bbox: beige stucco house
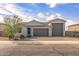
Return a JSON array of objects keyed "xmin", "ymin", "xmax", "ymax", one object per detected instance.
[
  {"xmin": 68, "ymin": 24, "xmax": 79, "ymax": 31},
  {"xmin": 22, "ymin": 18, "xmax": 66, "ymax": 37}
]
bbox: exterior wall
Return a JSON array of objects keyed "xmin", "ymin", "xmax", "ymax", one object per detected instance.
[
  {"xmin": 48, "ymin": 23, "xmax": 52, "ymax": 36},
  {"xmin": 22, "ymin": 26, "xmax": 27, "ymax": 37},
  {"xmin": 63, "ymin": 23, "xmax": 65, "ymax": 36},
  {"xmin": 31, "ymin": 27, "xmax": 33, "ymax": 37},
  {"xmin": 68, "ymin": 25, "xmax": 79, "ymax": 31}
]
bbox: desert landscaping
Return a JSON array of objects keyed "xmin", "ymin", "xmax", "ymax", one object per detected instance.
[{"xmin": 0, "ymin": 37, "xmax": 79, "ymax": 56}]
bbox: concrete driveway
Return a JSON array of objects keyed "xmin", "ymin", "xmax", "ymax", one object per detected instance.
[{"xmin": 0, "ymin": 40, "xmax": 79, "ymax": 56}]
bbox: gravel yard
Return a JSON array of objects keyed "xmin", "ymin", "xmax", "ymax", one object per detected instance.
[
  {"xmin": 0, "ymin": 43, "xmax": 79, "ymax": 56},
  {"xmin": 0, "ymin": 37, "xmax": 79, "ymax": 56},
  {"xmin": 0, "ymin": 37, "xmax": 79, "ymax": 41}
]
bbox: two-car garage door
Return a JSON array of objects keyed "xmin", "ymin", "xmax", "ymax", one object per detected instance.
[{"xmin": 33, "ymin": 28, "xmax": 49, "ymax": 36}]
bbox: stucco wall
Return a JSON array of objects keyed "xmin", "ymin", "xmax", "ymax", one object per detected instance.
[
  {"xmin": 68, "ymin": 25, "xmax": 79, "ymax": 31},
  {"xmin": 22, "ymin": 26, "xmax": 27, "ymax": 37}
]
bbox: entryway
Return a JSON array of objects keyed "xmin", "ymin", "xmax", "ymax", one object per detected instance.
[{"xmin": 27, "ymin": 28, "xmax": 31, "ymax": 37}]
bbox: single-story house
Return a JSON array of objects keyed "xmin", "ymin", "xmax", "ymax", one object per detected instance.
[
  {"xmin": 22, "ymin": 18, "xmax": 66, "ymax": 37},
  {"xmin": 65, "ymin": 24, "xmax": 79, "ymax": 37},
  {"xmin": 68, "ymin": 24, "xmax": 79, "ymax": 31}
]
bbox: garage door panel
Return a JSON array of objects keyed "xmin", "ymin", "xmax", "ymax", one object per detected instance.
[{"xmin": 33, "ymin": 28, "xmax": 49, "ymax": 36}]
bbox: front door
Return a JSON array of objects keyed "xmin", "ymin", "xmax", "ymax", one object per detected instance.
[{"xmin": 27, "ymin": 28, "xmax": 31, "ymax": 37}]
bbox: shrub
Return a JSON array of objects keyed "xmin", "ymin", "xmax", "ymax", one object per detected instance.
[{"xmin": 20, "ymin": 34, "xmax": 25, "ymax": 40}]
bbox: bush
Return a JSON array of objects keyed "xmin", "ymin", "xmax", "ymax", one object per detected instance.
[
  {"xmin": 13, "ymin": 38, "xmax": 18, "ymax": 40},
  {"xmin": 20, "ymin": 34, "xmax": 25, "ymax": 40},
  {"xmin": 8, "ymin": 35, "xmax": 14, "ymax": 40}
]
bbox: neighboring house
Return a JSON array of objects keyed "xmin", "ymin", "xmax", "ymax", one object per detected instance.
[
  {"xmin": 68, "ymin": 24, "xmax": 79, "ymax": 31},
  {"xmin": 22, "ymin": 18, "xmax": 66, "ymax": 37},
  {"xmin": 0, "ymin": 23, "xmax": 5, "ymax": 37},
  {"xmin": 65, "ymin": 24, "xmax": 79, "ymax": 37}
]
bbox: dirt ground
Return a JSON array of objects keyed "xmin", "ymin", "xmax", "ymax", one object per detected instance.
[
  {"xmin": 0, "ymin": 44, "xmax": 79, "ymax": 56},
  {"xmin": 0, "ymin": 37, "xmax": 79, "ymax": 41},
  {"xmin": 0, "ymin": 37, "xmax": 79, "ymax": 56}
]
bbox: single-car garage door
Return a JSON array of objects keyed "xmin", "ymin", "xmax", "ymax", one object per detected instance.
[
  {"xmin": 33, "ymin": 28, "xmax": 49, "ymax": 36},
  {"xmin": 52, "ymin": 23, "xmax": 64, "ymax": 36}
]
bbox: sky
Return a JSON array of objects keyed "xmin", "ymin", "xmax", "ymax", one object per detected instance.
[{"xmin": 0, "ymin": 3, "xmax": 79, "ymax": 27}]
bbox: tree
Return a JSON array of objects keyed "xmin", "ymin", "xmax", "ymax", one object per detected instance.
[{"xmin": 3, "ymin": 15, "xmax": 22, "ymax": 39}]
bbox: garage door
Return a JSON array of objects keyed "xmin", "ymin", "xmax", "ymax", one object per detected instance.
[
  {"xmin": 33, "ymin": 28, "xmax": 49, "ymax": 36},
  {"xmin": 52, "ymin": 23, "xmax": 63, "ymax": 36}
]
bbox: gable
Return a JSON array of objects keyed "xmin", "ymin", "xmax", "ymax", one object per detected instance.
[
  {"xmin": 23, "ymin": 20, "xmax": 46, "ymax": 26},
  {"xmin": 48, "ymin": 18, "xmax": 66, "ymax": 24}
]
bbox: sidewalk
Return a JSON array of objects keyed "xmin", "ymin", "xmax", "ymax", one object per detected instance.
[{"xmin": 0, "ymin": 41, "xmax": 79, "ymax": 45}]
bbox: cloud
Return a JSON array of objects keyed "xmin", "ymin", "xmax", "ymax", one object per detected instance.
[
  {"xmin": 55, "ymin": 13, "xmax": 61, "ymax": 17},
  {"xmin": 46, "ymin": 3, "xmax": 57, "ymax": 8},
  {"xmin": 0, "ymin": 4, "xmax": 12, "ymax": 15},
  {"xmin": 65, "ymin": 20, "xmax": 78, "ymax": 30},
  {"xmin": 0, "ymin": 8, "xmax": 12, "ymax": 15},
  {"xmin": 46, "ymin": 13, "xmax": 64, "ymax": 21},
  {"xmin": 46, "ymin": 14, "xmax": 55, "ymax": 20},
  {"xmin": 0, "ymin": 3, "xmax": 35, "ymax": 22},
  {"xmin": 0, "ymin": 3, "xmax": 78, "ymax": 29},
  {"xmin": 37, "ymin": 12, "xmax": 47, "ymax": 18},
  {"xmin": 66, "ymin": 20, "xmax": 77, "ymax": 26},
  {"xmin": 36, "ymin": 12, "xmax": 62, "ymax": 21},
  {"xmin": 46, "ymin": 13, "xmax": 78, "ymax": 27}
]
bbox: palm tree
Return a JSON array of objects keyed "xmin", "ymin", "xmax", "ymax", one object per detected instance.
[{"xmin": 3, "ymin": 15, "xmax": 22, "ymax": 39}]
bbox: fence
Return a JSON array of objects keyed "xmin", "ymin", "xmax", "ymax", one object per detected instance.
[
  {"xmin": 0, "ymin": 31, "xmax": 7, "ymax": 37},
  {"xmin": 65, "ymin": 31, "xmax": 79, "ymax": 37}
]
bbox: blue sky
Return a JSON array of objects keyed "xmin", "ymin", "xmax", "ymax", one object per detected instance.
[
  {"xmin": 0, "ymin": 3, "xmax": 79, "ymax": 26},
  {"xmin": 15, "ymin": 3, "xmax": 79, "ymax": 21}
]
